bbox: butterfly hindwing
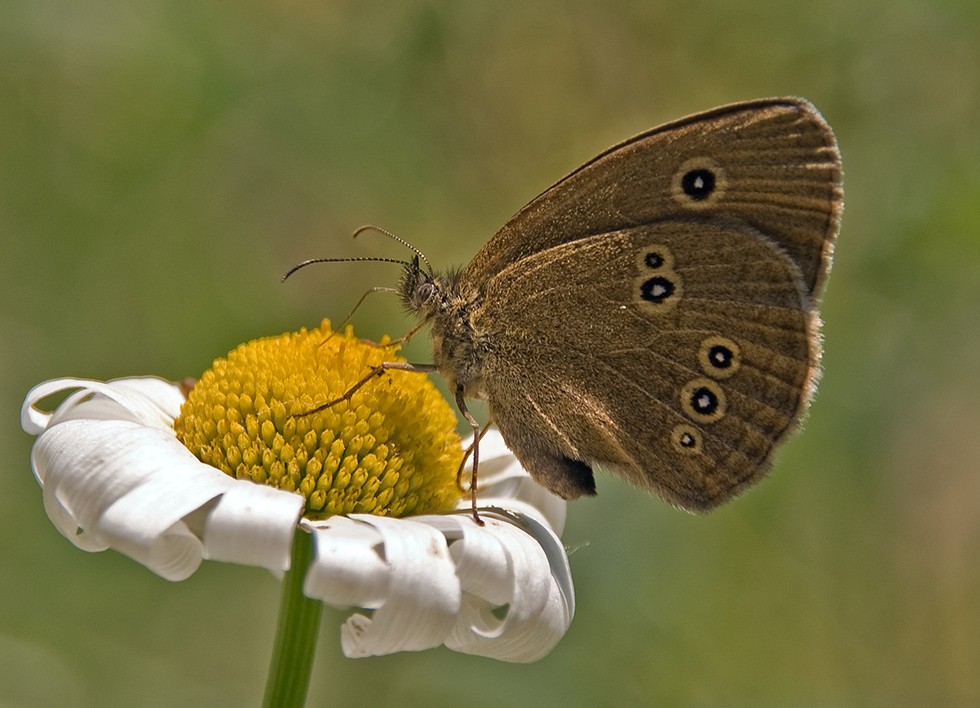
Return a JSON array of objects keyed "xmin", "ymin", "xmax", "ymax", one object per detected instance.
[{"xmin": 472, "ymin": 221, "xmax": 814, "ymax": 510}]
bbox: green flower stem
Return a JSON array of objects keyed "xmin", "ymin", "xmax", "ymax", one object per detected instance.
[{"xmin": 262, "ymin": 527, "xmax": 323, "ymax": 708}]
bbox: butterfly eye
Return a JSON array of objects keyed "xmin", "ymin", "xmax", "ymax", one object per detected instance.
[{"xmin": 417, "ymin": 282, "xmax": 437, "ymax": 303}]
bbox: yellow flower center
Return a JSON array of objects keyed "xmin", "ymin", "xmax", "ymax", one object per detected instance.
[{"xmin": 174, "ymin": 320, "xmax": 463, "ymax": 518}]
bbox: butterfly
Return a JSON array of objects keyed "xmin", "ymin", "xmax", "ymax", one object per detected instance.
[{"xmin": 293, "ymin": 98, "xmax": 843, "ymax": 515}]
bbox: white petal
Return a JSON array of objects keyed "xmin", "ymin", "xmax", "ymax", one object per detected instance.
[
  {"xmin": 22, "ymin": 376, "xmax": 184, "ymax": 435},
  {"xmin": 422, "ymin": 511, "xmax": 574, "ymax": 663},
  {"xmin": 23, "ymin": 378, "xmax": 304, "ymax": 581},
  {"xmin": 300, "ymin": 516, "xmax": 391, "ymax": 607},
  {"xmin": 303, "ymin": 516, "xmax": 462, "ymax": 657},
  {"xmin": 199, "ymin": 483, "xmax": 305, "ymax": 572}
]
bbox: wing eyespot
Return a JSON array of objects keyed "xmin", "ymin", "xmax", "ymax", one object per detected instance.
[
  {"xmin": 671, "ymin": 157, "xmax": 727, "ymax": 209},
  {"xmin": 698, "ymin": 335, "xmax": 742, "ymax": 379},
  {"xmin": 680, "ymin": 378, "xmax": 727, "ymax": 424},
  {"xmin": 671, "ymin": 423, "xmax": 703, "ymax": 455},
  {"xmin": 636, "ymin": 245, "xmax": 675, "ymax": 271},
  {"xmin": 640, "ymin": 275, "xmax": 675, "ymax": 303},
  {"xmin": 634, "ymin": 272, "xmax": 683, "ymax": 314}
]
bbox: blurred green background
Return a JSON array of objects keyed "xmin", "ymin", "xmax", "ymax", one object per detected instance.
[{"xmin": 3, "ymin": 1, "xmax": 979, "ymax": 706}]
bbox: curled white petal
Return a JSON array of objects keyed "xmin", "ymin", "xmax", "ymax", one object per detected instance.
[
  {"xmin": 422, "ymin": 511, "xmax": 574, "ymax": 662},
  {"xmin": 304, "ymin": 516, "xmax": 462, "ymax": 657},
  {"xmin": 22, "ymin": 376, "xmax": 185, "ymax": 435},
  {"xmin": 22, "ymin": 378, "xmax": 304, "ymax": 581}
]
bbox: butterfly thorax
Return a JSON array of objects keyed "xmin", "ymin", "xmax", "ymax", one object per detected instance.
[{"xmin": 399, "ymin": 258, "xmax": 489, "ymax": 399}]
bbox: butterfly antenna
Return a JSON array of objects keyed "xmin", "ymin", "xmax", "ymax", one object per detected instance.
[
  {"xmin": 281, "ymin": 256, "xmax": 412, "ymax": 282},
  {"xmin": 352, "ymin": 224, "xmax": 433, "ymax": 274}
]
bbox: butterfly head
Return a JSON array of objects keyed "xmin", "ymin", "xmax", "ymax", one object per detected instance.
[{"xmin": 399, "ymin": 255, "xmax": 443, "ymax": 318}]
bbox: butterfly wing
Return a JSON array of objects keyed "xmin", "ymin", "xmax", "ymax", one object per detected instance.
[
  {"xmin": 464, "ymin": 98, "xmax": 842, "ymax": 300},
  {"xmin": 472, "ymin": 221, "xmax": 815, "ymax": 510},
  {"xmin": 462, "ymin": 99, "xmax": 842, "ymax": 510}
]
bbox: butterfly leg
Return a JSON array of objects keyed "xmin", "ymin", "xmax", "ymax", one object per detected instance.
[
  {"xmin": 316, "ymin": 286, "xmax": 400, "ymax": 349},
  {"xmin": 296, "ymin": 361, "xmax": 437, "ymax": 417},
  {"xmin": 457, "ymin": 413, "xmax": 494, "ymax": 492},
  {"xmin": 294, "ymin": 362, "xmax": 488, "ymax": 524},
  {"xmin": 455, "ymin": 388, "xmax": 485, "ymax": 526},
  {"xmin": 364, "ymin": 317, "xmax": 428, "ymax": 348}
]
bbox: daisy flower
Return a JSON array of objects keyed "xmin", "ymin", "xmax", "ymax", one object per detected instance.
[{"xmin": 21, "ymin": 321, "xmax": 574, "ymax": 706}]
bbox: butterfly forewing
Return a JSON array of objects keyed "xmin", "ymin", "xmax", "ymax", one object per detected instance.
[{"xmin": 464, "ymin": 98, "xmax": 842, "ymax": 299}]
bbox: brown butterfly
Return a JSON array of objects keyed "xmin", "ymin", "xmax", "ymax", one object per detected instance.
[{"xmin": 293, "ymin": 98, "xmax": 843, "ymax": 515}]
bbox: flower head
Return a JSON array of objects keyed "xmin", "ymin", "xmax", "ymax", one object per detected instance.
[
  {"xmin": 173, "ymin": 321, "xmax": 463, "ymax": 518},
  {"xmin": 20, "ymin": 322, "xmax": 573, "ymax": 662}
]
